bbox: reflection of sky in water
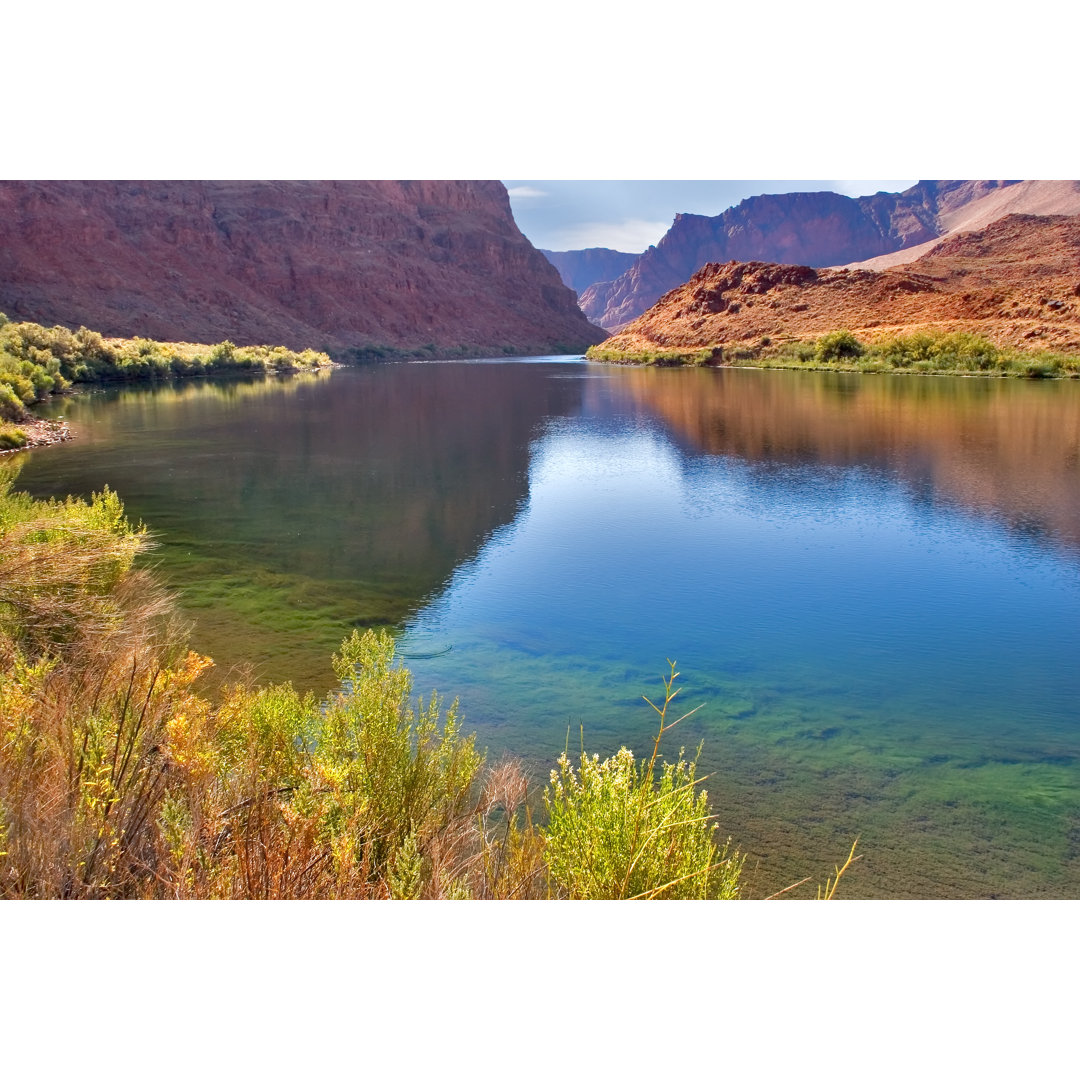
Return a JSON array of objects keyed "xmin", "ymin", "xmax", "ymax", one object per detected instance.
[
  {"xmin": 405, "ymin": 399, "xmax": 1080, "ymax": 749},
  {"xmin": 402, "ymin": 380, "xmax": 1080, "ymax": 895}
]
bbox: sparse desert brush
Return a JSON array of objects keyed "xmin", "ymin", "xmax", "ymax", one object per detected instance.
[
  {"xmin": 0, "ymin": 462, "xmax": 487, "ymax": 898},
  {"xmin": 0, "ymin": 462, "xmax": 187, "ymax": 897},
  {"xmin": 543, "ymin": 662, "xmax": 744, "ymax": 900}
]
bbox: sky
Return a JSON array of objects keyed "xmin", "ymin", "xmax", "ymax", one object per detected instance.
[{"xmin": 504, "ymin": 180, "xmax": 920, "ymax": 252}]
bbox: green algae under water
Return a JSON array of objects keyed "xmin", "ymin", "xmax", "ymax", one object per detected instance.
[{"xmin": 18, "ymin": 360, "xmax": 1080, "ymax": 898}]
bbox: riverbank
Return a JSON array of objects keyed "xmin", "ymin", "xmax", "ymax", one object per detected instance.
[
  {"xmin": 0, "ymin": 415, "xmax": 73, "ymax": 453},
  {"xmin": 1, "ymin": 313, "xmax": 334, "ymax": 452},
  {"xmin": 587, "ymin": 329, "xmax": 1080, "ymax": 379}
]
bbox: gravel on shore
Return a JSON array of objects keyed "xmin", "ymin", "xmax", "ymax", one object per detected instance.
[{"xmin": 0, "ymin": 417, "xmax": 74, "ymax": 455}]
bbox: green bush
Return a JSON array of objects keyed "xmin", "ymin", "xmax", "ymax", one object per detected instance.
[
  {"xmin": 586, "ymin": 346, "xmax": 719, "ymax": 367},
  {"xmin": 815, "ymin": 330, "xmax": 864, "ymax": 362},
  {"xmin": 543, "ymin": 662, "xmax": 743, "ymax": 899},
  {"xmin": 0, "ymin": 385, "xmax": 25, "ymax": 422},
  {"xmin": 209, "ymin": 341, "xmax": 237, "ymax": 368},
  {"xmin": 318, "ymin": 629, "xmax": 484, "ymax": 879},
  {"xmin": 0, "ymin": 425, "xmax": 27, "ymax": 450},
  {"xmin": 876, "ymin": 331, "xmax": 999, "ymax": 371},
  {"xmin": 0, "ymin": 318, "xmax": 332, "ymax": 401},
  {"xmin": 0, "ymin": 371, "xmax": 36, "ymax": 405}
]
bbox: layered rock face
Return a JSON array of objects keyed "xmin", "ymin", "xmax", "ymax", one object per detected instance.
[
  {"xmin": 845, "ymin": 180, "xmax": 1080, "ymax": 270},
  {"xmin": 539, "ymin": 247, "xmax": 640, "ymax": 296},
  {"xmin": 0, "ymin": 180, "xmax": 606, "ymax": 354},
  {"xmin": 597, "ymin": 214, "xmax": 1080, "ymax": 355},
  {"xmin": 580, "ymin": 181, "xmax": 1021, "ymax": 330}
]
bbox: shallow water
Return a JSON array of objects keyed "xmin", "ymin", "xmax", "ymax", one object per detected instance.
[{"xmin": 18, "ymin": 360, "xmax": 1080, "ymax": 897}]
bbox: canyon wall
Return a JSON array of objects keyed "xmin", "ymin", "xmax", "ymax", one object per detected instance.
[
  {"xmin": 0, "ymin": 180, "xmax": 606, "ymax": 355},
  {"xmin": 539, "ymin": 247, "xmax": 640, "ymax": 295},
  {"xmin": 580, "ymin": 181, "xmax": 1021, "ymax": 330}
]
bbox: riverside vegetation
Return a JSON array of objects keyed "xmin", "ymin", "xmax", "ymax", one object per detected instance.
[
  {"xmin": 0, "ymin": 312, "xmax": 331, "ymax": 449},
  {"xmin": 587, "ymin": 329, "xmax": 1080, "ymax": 379},
  {"xmin": 0, "ymin": 462, "xmax": 861, "ymax": 899}
]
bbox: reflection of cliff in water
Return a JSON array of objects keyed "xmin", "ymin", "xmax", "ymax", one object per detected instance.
[
  {"xmin": 603, "ymin": 366, "xmax": 1080, "ymax": 555},
  {"xmin": 17, "ymin": 363, "xmax": 585, "ymax": 686},
  {"xmin": 273, "ymin": 362, "xmax": 584, "ymax": 595}
]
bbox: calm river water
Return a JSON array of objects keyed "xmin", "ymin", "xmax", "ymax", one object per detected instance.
[{"xmin": 18, "ymin": 359, "xmax": 1080, "ymax": 898}]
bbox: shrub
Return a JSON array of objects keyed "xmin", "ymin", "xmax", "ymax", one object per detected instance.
[
  {"xmin": 789, "ymin": 341, "xmax": 816, "ymax": 363},
  {"xmin": 876, "ymin": 331, "xmax": 999, "ymax": 371},
  {"xmin": 0, "ymin": 319, "xmax": 332, "ymax": 397},
  {"xmin": 156, "ymin": 628, "xmax": 485, "ymax": 899},
  {"xmin": 543, "ymin": 662, "xmax": 743, "ymax": 899},
  {"xmin": 318, "ymin": 630, "xmax": 484, "ymax": 881},
  {"xmin": 815, "ymin": 330, "xmax": 864, "ymax": 362},
  {"xmin": 932, "ymin": 331, "xmax": 999, "ymax": 370},
  {"xmin": 208, "ymin": 340, "xmax": 237, "ymax": 367},
  {"xmin": 876, "ymin": 332, "xmax": 934, "ymax": 367},
  {"xmin": 0, "ymin": 425, "xmax": 27, "ymax": 450},
  {"xmin": 0, "ymin": 459, "xmax": 485, "ymax": 899},
  {"xmin": 0, "ymin": 385, "xmax": 25, "ymax": 422},
  {"xmin": 1019, "ymin": 359, "xmax": 1053, "ymax": 379},
  {"xmin": 0, "ymin": 371, "xmax": 37, "ymax": 405}
]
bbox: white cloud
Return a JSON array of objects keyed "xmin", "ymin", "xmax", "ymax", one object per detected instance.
[
  {"xmin": 545, "ymin": 219, "xmax": 670, "ymax": 253},
  {"xmin": 506, "ymin": 186, "xmax": 549, "ymax": 199}
]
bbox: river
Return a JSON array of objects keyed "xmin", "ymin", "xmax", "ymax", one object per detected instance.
[{"xmin": 17, "ymin": 358, "xmax": 1080, "ymax": 897}]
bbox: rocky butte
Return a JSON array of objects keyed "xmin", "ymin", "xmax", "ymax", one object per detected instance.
[
  {"xmin": 0, "ymin": 180, "xmax": 606, "ymax": 356},
  {"xmin": 594, "ymin": 214, "xmax": 1080, "ymax": 356},
  {"xmin": 581, "ymin": 181, "xmax": 1080, "ymax": 331}
]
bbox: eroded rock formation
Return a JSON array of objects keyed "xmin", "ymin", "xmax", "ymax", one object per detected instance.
[
  {"xmin": 0, "ymin": 180, "xmax": 607, "ymax": 355},
  {"xmin": 596, "ymin": 214, "xmax": 1080, "ymax": 355},
  {"xmin": 581, "ymin": 181, "xmax": 1028, "ymax": 330}
]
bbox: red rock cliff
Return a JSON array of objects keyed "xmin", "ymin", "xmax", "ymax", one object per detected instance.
[
  {"xmin": 0, "ymin": 180, "xmax": 606, "ymax": 354},
  {"xmin": 595, "ymin": 214, "xmax": 1080, "ymax": 355},
  {"xmin": 580, "ymin": 181, "xmax": 1019, "ymax": 330}
]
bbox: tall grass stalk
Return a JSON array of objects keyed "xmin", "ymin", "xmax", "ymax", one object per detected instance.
[
  {"xmin": 543, "ymin": 662, "xmax": 744, "ymax": 899},
  {"xmin": 817, "ymin": 837, "xmax": 861, "ymax": 899}
]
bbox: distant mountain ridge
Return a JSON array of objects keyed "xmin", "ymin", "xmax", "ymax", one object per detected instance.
[
  {"xmin": 539, "ymin": 247, "xmax": 640, "ymax": 296},
  {"xmin": 0, "ymin": 180, "xmax": 607, "ymax": 356},
  {"xmin": 843, "ymin": 180, "xmax": 1080, "ymax": 270},
  {"xmin": 581, "ymin": 181, "xmax": 1029, "ymax": 330}
]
